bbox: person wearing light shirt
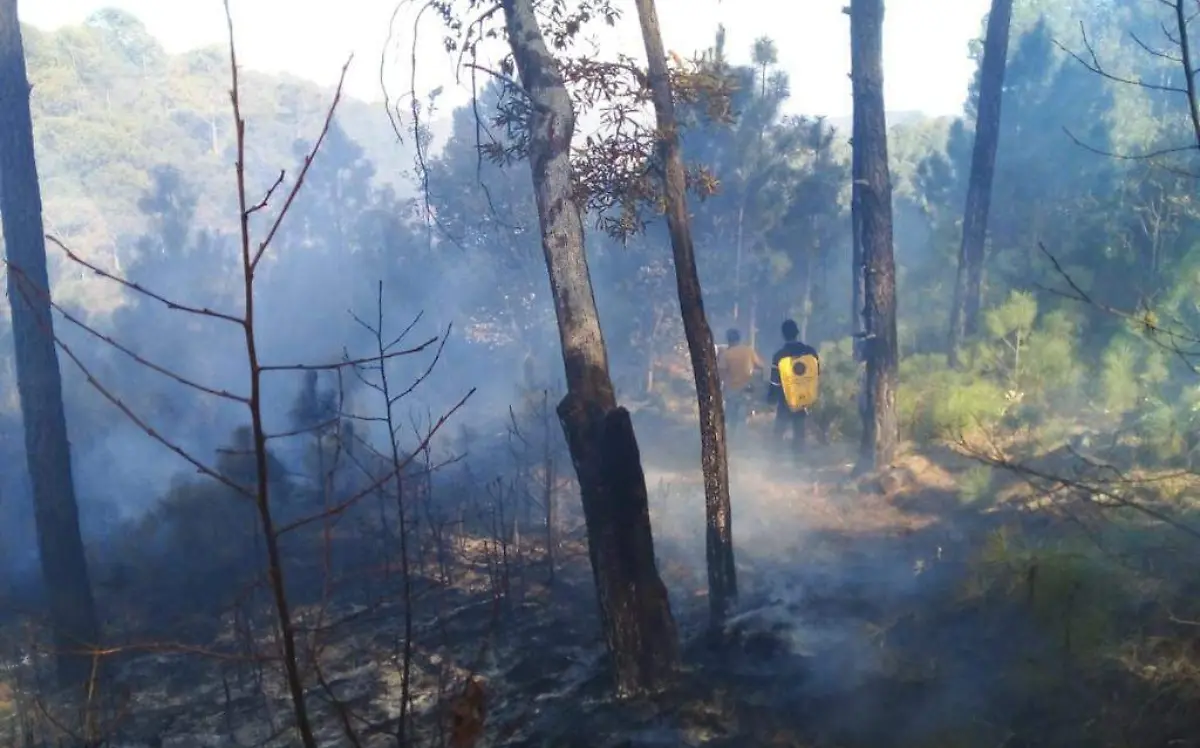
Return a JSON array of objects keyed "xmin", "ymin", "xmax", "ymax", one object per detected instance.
[{"xmin": 717, "ymin": 328, "xmax": 764, "ymax": 434}]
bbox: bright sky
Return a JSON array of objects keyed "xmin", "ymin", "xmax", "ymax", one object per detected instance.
[{"xmin": 22, "ymin": 0, "xmax": 990, "ymax": 119}]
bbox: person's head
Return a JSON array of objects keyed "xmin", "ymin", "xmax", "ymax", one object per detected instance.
[
  {"xmin": 781, "ymin": 319, "xmax": 799, "ymax": 342},
  {"xmin": 726, "ymin": 328, "xmax": 741, "ymax": 346}
]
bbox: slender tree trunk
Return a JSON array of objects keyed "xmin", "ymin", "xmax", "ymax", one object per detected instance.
[
  {"xmin": 847, "ymin": 35, "xmax": 866, "ymax": 350},
  {"xmin": 635, "ymin": 0, "xmax": 738, "ymax": 626},
  {"xmin": 849, "ymin": 0, "xmax": 899, "ymax": 473},
  {"xmin": 543, "ymin": 389, "xmax": 557, "ymax": 586},
  {"xmin": 748, "ymin": 292, "xmax": 758, "ymax": 350},
  {"xmin": 799, "ymin": 247, "xmax": 814, "ymax": 340},
  {"xmin": 948, "ymin": 0, "xmax": 1014, "ymax": 365},
  {"xmin": 733, "ymin": 203, "xmax": 744, "ymax": 323},
  {"xmin": 501, "ymin": 0, "xmax": 679, "ymax": 695},
  {"xmin": 850, "ymin": 164, "xmax": 865, "ymax": 347},
  {"xmin": 0, "ymin": 0, "xmax": 100, "ymax": 688}
]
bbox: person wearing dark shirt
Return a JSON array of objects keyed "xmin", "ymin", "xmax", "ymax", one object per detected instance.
[{"xmin": 766, "ymin": 319, "xmax": 819, "ymax": 462}]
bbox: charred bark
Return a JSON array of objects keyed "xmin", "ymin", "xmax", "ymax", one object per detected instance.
[
  {"xmin": 849, "ymin": 89, "xmax": 866, "ymax": 349},
  {"xmin": 500, "ymin": 0, "xmax": 679, "ymax": 695},
  {"xmin": 0, "ymin": 0, "xmax": 100, "ymax": 688},
  {"xmin": 846, "ymin": 3, "xmax": 867, "ymax": 368},
  {"xmin": 849, "ymin": 0, "xmax": 899, "ymax": 472},
  {"xmin": 948, "ymin": 0, "xmax": 1014, "ymax": 364},
  {"xmin": 635, "ymin": 0, "xmax": 737, "ymax": 626}
]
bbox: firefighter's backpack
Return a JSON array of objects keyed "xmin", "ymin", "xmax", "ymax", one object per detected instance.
[{"xmin": 778, "ymin": 353, "xmax": 819, "ymax": 411}]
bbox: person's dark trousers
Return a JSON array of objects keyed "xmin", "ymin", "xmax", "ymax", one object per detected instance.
[
  {"xmin": 773, "ymin": 403, "xmax": 808, "ymax": 462},
  {"xmin": 720, "ymin": 396, "xmax": 739, "ymax": 437},
  {"xmin": 725, "ymin": 388, "xmax": 748, "ymax": 436}
]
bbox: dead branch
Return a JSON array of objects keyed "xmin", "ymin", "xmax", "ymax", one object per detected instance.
[
  {"xmin": 249, "ymin": 57, "xmax": 352, "ymax": 271},
  {"xmin": 1034, "ymin": 241, "xmax": 1200, "ymax": 373},
  {"xmin": 1060, "ymin": 1, "xmax": 1200, "ymax": 165},
  {"xmin": 3, "ymin": 262, "xmax": 247, "ymax": 403},
  {"xmin": 43, "ymin": 234, "xmax": 244, "ymax": 325},
  {"xmin": 258, "ymin": 337, "xmax": 438, "ymax": 373},
  {"xmin": 274, "ymin": 390, "xmax": 474, "ymax": 537},
  {"xmin": 4, "ymin": 270, "xmax": 249, "ymax": 496}
]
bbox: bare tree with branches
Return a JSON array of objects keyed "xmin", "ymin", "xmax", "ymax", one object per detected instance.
[
  {"xmin": 3, "ymin": 1, "xmax": 476, "ymax": 742},
  {"xmin": 497, "ymin": 0, "xmax": 680, "ymax": 695},
  {"xmin": 403, "ymin": 0, "xmax": 738, "ymax": 695},
  {"xmin": 347, "ymin": 282, "xmax": 465, "ymax": 743}
]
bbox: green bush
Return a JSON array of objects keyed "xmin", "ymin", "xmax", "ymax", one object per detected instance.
[
  {"xmin": 810, "ymin": 337, "xmax": 862, "ymax": 443},
  {"xmin": 1132, "ymin": 387, "xmax": 1200, "ymax": 465},
  {"xmin": 891, "ymin": 292, "xmax": 1098, "ymax": 443},
  {"xmin": 1019, "ymin": 309, "xmax": 1083, "ymax": 396},
  {"xmin": 971, "ymin": 527, "xmax": 1136, "ymax": 662},
  {"xmin": 898, "ymin": 353, "xmax": 1009, "ymax": 441},
  {"xmin": 956, "ymin": 464, "xmax": 994, "ymax": 506},
  {"xmin": 969, "ymin": 291, "xmax": 1082, "ymax": 404},
  {"xmin": 1099, "ymin": 338, "xmax": 1142, "ymax": 414},
  {"xmin": 808, "ymin": 291, "xmax": 1192, "ymax": 461}
]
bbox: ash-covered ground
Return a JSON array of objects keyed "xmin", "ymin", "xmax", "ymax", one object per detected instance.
[{"xmin": 2, "ymin": 423, "xmax": 1199, "ymax": 748}]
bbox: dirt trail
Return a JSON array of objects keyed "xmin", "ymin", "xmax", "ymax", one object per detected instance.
[{"xmin": 487, "ymin": 424, "xmax": 1015, "ymax": 747}]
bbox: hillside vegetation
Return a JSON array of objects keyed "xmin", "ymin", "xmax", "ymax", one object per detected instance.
[{"xmin": 9, "ymin": 8, "xmax": 412, "ymax": 319}]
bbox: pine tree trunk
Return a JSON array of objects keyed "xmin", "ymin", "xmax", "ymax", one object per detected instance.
[
  {"xmin": 849, "ymin": 62, "xmax": 866, "ymax": 348},
  {"xmin": 501, "ymin": 0, "xmax": 679, "ymax": 695},
  {"xmin": 849, "ymin": 0, "xmax": 900, "ymax": 473},
  {"xmin": 948, "ymin": 0, "xmax": 1014, "ymax": 365},
  {"xmin": 0, "ymin": 0, "xmax": 101, "ymax": 688},
  {"xmin": 635, "ymin": 0, "xmax": 737, "ymax": 627}
]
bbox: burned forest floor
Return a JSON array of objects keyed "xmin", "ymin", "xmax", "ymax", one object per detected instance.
[{"xmin": 5, "ymin": 417, "xmax": 1200, "ymax": 748}]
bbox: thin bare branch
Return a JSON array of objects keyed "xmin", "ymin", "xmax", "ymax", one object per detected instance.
[
  {"xmin": 1055, "ymin": 24, "xmax": 1187, "ymax": 95},
  {"xmin": 5, "ymin": 261, "xmax": 248, "ymax": 403},
  {"xmin": 259, "ymin": 337, "xmax": 438, "ymax": 372},
  {"xmin": 248, "ymin": 170, "xmax": 287, "ymax": 215},
  {"xmin": 963, "ymin": 441, "xmax": 1200, "ymax": 542},
  {"xmin": 250, "ymin": 56, "xmax": 354, "ymax": 271},
  {"xmin": 7, "ymin": 273, "xmax": 247, "ymax": 495},
  {"xmin": 43, "ymin": 235, "xmax": 244, "ymax": 325},
  {"xmin": 274, "ymin": 389, "xmax": 474, "ymax": 536}
]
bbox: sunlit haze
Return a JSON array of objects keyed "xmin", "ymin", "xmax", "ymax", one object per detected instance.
[{"xmin": 22, "ymin": 0, "xmax": 990, "ymax": 118}]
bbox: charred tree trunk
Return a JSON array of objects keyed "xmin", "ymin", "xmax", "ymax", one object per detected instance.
[
  {"xmin": 849, "ymin": 0, "xmax": 900, "ymax": 473},
  {"xmin": 635, "ymin": 0, "xmax": 737, "ymax": 626},
  {"xmin": 849, "ymin": 74, "xmax": 866, "ymax": 349},
  {"xmin": 0, "ymin": 0, "xmax": 100, "ymax": 688},
  {"xmin": 948, "ymin": 0, "xmax": 1014, "ymax": 365},
  {"xmin": 501, "ymin": 0, "xmax": 679, "ymax": 695}
]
